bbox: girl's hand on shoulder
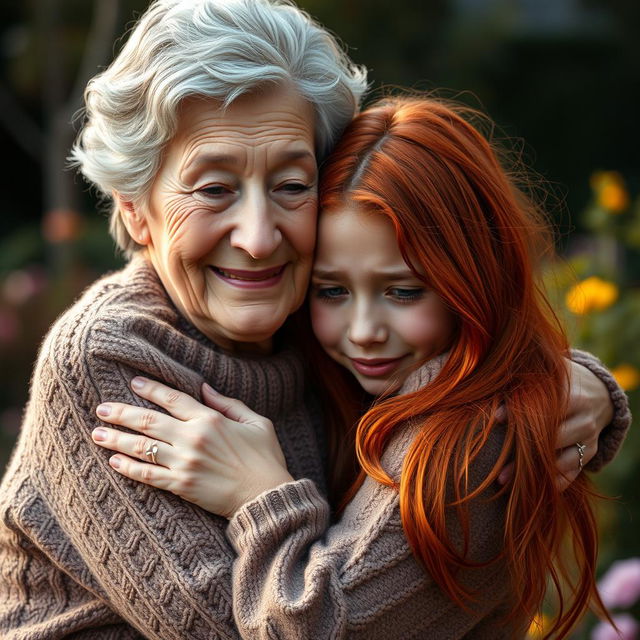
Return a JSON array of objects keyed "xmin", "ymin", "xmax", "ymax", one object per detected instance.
[{"xmin": 92, "ymin": 378, "xmax": 293, "ymax": 518}]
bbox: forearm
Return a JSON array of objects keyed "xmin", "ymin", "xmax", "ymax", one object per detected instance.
[{"xmin": 227, "ymin": 476, "xmax": 512, "ymax": 640}]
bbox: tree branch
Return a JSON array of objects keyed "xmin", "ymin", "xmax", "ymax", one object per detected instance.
[{"xmin": 66, "ymin": 0, "xmax": 120, "ymax": 122}]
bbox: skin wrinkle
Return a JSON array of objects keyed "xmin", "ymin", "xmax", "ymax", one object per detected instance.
[{"xmin": 126, "ymin": 85, "xmax": 317, "ymax": 353}]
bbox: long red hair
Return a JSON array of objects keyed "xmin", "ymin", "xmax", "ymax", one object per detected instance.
[{"xmin": 314, "ymin": 95, "xmax": 606, "ymax": 637}]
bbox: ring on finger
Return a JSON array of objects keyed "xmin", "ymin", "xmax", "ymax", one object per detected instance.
[
  {"xmin": 145, "ymin": 441, "xmax": 159, "ymax": 465},
  {"xmin": 575, "ymin": 441, "xmax": 586, "ymax": 472}
]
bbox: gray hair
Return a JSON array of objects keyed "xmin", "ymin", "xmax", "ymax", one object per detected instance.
[{"xmin": 69, "ymin": 0, "xmax": 368, "ymax": 256}]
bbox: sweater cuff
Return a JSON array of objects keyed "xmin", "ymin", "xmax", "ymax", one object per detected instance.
[
  {"xmin": 570, "ymin": 348, "xmax": 632, "ymax": 472},
  {"xmin": 227, "ymin": 478, "xmax": 329, "ymax": 554}
]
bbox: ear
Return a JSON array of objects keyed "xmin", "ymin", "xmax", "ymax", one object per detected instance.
[{"xmin": 113, "ymin": 191, "xmax": 151, "ymax": 246}]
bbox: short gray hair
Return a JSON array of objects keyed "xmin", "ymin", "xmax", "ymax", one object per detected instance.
[{"xmin": 69, "ymin": 0, "xmax": 368, "ymax": 256}]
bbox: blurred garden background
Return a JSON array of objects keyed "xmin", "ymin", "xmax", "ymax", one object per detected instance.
[{"xmin": 0, "ymin": 0, "xmax": 638, "ymax": 637}]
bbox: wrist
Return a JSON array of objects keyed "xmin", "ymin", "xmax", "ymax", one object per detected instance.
[{"xmin": 231, "ymin": 471, "xmax": 295, "ymax": 518}]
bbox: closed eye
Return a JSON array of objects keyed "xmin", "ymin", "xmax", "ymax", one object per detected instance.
[
  {"xmin": 313, "ymin": 284, "xmax": 349, "ymax": 301},
  {"xmin": 199, "ymin": 185, "xmax": 233, "ymax": 197},
  {"xmin": 388, "ymin": 287, "xmax": 425, "ymax": 303}
]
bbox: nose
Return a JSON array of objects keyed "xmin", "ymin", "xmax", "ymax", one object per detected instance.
[
  {"xmin": 229, "ymin": 188, "xmax": 282, "ymax": 259},
  {"xmin": 348, "ymin": 302, "xmax": 388, "ymax": 347}
]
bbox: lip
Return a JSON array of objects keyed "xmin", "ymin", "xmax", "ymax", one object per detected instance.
[
  {"xmin": 210, "ymin": 264, "xmax": 287, "ymax": 289},
  {"xmin": 349, "ymin": 356, "xmax": 406, "ymax": 377}
]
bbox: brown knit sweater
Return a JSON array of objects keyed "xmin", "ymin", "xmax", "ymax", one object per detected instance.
[
  {"xmin": 227, "ymin": 357, "xmax": 519, "ymax": 639},
  {"xmin": 226, "ymin": 354, "xmax": 631, "ymax": 639},
  {"xmin": 0, "ymin": 256, "xmax": 630, "ymax": 639},
  {"xmin": 0, "ymin": 256, "xmax": 326, "ymax": 639}
]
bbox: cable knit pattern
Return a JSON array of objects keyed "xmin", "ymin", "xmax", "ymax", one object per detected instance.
[
  {"xmin": 0, "ymin": 256, "xmax": 325, "ymax": 640},
  {"xmin": 0, "ymin": 255, "xmax": 629, "ymax": 639},
  {"xmin": 226, "ymin": 351, "xmax": 631, "ymax": 640},
  {"xmin": 569, "ymin": 349, "xmax": 632, "ymax": 471},
  {"xmin": 227, "ymin": 356, "xmax": 524, "ymax": 640}
]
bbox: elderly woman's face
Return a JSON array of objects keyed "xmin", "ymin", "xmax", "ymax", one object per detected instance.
[{"xmin": 135, "ymin": 86, "xmax": 317, "ymax": 352}]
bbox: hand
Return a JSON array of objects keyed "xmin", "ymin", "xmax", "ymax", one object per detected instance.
[
  {"xmin": 92, "ymin": 377, "xmax": 293, "ymax": 518},
  {"xmin": 498, "ymin": 359, "xmax": 615, "ymax": 489}
]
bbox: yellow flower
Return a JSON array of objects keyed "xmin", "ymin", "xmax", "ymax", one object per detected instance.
[
  {"xmin": 565, "ymin": 276, "xmax": 619, "ymax": 315},
  {"xmin": 590, "ymin": 171, "xmax": 629, "ymax": 213},
  {"xmin": 528, "ymin": 613, "xmax": 552, "ymax": 637},
  {"xmin": 611, "ymin": 364, "xmax": 640, "ymax": 391}
]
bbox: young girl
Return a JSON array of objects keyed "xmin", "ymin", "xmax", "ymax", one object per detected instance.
[{"xmin": 93, "ymin": 95, "xmax": 618, "ymax": 638}]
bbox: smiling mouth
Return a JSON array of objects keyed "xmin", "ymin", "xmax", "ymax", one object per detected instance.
[
  {"xmin": 349, "ymin": 356, "xmax": 407, "ymax": 377},
  {"xmin": 211, "ymin": 265, "xmax": 286, "ymax": 281},
  {"xmin": 209, "ymin": 264, "xmax": 288, "ymax": 289}
]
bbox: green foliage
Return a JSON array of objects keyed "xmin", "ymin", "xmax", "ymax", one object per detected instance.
[{"xmin": 543, "ymin": 173, "xmax": 640, "ymax": 638}]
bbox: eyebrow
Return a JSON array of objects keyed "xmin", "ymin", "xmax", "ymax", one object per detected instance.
[{"xmin": 312, "ymin": 269, "xmax": 346, "ymax": 279}]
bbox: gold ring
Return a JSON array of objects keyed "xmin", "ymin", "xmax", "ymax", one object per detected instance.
[
  {"xmin": 145, "ymin": 441, "xmax": 159, "ymax": 465},
  {"xmin": 576, "ymin": 442, "xmax": 586, "ymax": 471}
]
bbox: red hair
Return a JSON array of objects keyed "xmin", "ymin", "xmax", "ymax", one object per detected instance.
[{"xmin": 315, "ymin": 95, "xmax": 606, "ymax": 637}]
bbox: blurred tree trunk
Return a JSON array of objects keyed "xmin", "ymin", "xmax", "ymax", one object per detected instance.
[
  {"xmin": 39, "ymin": 0, "xmax": 120, "ymax": 213},
  {"xmin": 30, "ymin": 0, "xmax": 120, "ymax": 278}
]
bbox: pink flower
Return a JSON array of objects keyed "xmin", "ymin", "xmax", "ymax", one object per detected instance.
[
  {"xmin": 592, "ymin": 614, "xmax": 639, "ymax": 640},
  {"xmin": 3, "ymin": 267, "xmax": 47, "ymax": 306},
  {"xmin": 599, "ymin": 558, "xmax": 640, "ymax": 609}
]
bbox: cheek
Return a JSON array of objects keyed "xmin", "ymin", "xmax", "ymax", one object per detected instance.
[
  {"xmin": 310, "ymin": 301, "xmax": 342, "ymax": 350},
  {"xmin": 284, "ymin": 204, "xmax": 317, "ymax": 258},
  {"xmin": 396, "ymin": 304, "xmax": 454, "ymax": 351},
  {"xmin": 169, "ymin": 215, "xmax": 226, "ymax": 263}
]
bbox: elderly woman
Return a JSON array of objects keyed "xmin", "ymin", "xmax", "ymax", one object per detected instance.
[{"xmin": 0, "ymin": 0, "xmax": 629, "ymax": 638}]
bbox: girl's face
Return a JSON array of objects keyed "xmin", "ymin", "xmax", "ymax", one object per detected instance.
[{"xmin": 310, "ymin": 204, "xmax": 455, "ymax": 396}]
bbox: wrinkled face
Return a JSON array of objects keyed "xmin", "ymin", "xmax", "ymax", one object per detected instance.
[
  {"xmin": 310, "ymin": 204, "xmax": 455, "ymax": 395},
  {"xmin": 132, "ymin": 86, "xmax": 317, "ymax": 353}
]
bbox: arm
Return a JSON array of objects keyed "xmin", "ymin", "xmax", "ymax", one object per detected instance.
[
  {"xmin": 94, "ymin": 381, "xmax": 519, "ymax": 640},
  {"xmin": 227, "ymin": 473, "xmax": 513, "ymax": 640},
  {"xmin": 0, "ymin": 318, "xmax": 241, "ymax": 639},
  {"xmin": 0, "ymin": 521, "xmax": 143, "ymax": 640}
]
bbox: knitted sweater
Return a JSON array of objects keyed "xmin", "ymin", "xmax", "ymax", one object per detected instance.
[
  {"xmin": 0, "ymin": 256, "xmax": 326, "ymax": 639},
  {"xmin": 0, "ymin": 256, "xmax": 631, "ymax": 639},
  {"xmin": 225, "ymin": 354, "xmax": 631, "ymax": 639}
]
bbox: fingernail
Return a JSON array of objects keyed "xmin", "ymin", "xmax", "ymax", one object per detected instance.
[
  {"xmin": 131, "ymin": 377, "xmax": 146, "ymax": 390},
  {"xmin": 96, "ymin": 404, "xmax": 111, "ymax": 417},
  {"xmin": 203, "ymin": 382, "xmax": 218, "ymax": 395},
  {"xmin": 93, "ymin": 428, "xmax": 108, "ymax": 442},
  {"xmin": 110, "ymin": 456, "xmax": 121, "ymax": 469}
]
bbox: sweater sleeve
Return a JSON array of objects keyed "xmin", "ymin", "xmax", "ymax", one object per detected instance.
[
  {"xmin": 0, "ymin": 312, "xmax": 241, "ymax": 639},
  {"xmin": 226, "ymin": 432, "xmax": 516, "ymax": 640},
  {"xmin": 570, "ymin": 348, "xmax": 632, "ymax": 471}
]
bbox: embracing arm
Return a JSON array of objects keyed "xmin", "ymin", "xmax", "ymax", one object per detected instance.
[
  {"xmin": 497, "ymin": 351, "xmax": 632, "ymax": 488},
  {"xmin": 0, "ymin": 276, "xmax": 245, "ymax": 640},
  {"xmin": 94, "ymin": 382, "xmax": 519, "ymax": 640},
  {"xmin": 226, "ymin": 451, "xmax": 516, "ymax": 640},
  {"xmin": 16, "ymin": 355, "xmax": 238, "ymax": 639}
]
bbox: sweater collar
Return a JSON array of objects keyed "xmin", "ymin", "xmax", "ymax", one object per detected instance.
[
  {"xmin": 124, "ymin": 255, "xmax": 306, "ymax": 420},
  {"xmin": 397, "ymin": 351, "xmax": 449, "ymax": 396}
]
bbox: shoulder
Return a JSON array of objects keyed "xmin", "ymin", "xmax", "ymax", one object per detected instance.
[
  {"xmin": 23, "ymin": 256, "xmax": 203, "ymax": 430},
  {"xmin": 35, "ymin": 257, "xmax": 182, "ymax": 379},
  {"xmin": 382, "ymin": 414, "xmax": 507, "ymax": 489},
  {"xmin": 44, "ymin": 256, "xmax": 176, "ymax": 356}
]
